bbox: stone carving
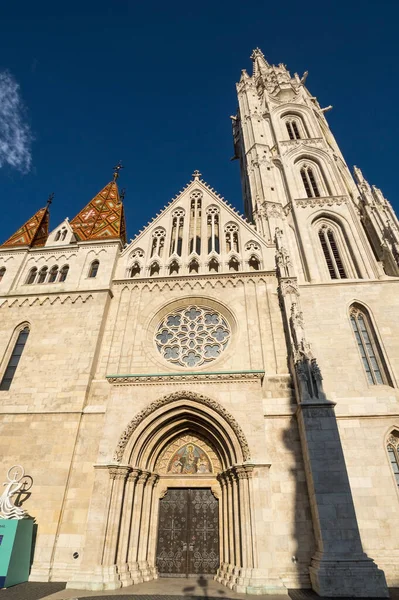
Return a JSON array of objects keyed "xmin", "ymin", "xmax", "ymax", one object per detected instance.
[
  {"xmin": 106, "ymin": 371, "xmax": 263, "ymax": 385},
  {"xmin": 113, "ymin": 390, "xmax": 251, "ymax": 463},
  {"xmin": 0, "ymin": 465, "xmax": 32, "ymax": 520},
  {"xmin": 264, "ymin": 203, "xmax": 283, "ymax": 219},
  {"xmin": 279, "ymin": 278, "xmax": 299, "ymax": 297},
  {"xmin": 295, "ymin": 196, "xmax": 347, "ymax": 209}
]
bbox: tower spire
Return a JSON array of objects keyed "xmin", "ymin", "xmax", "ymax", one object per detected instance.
[{"xmin": 1, "ymin": 201, "xmax": 50, "ymax": 248}]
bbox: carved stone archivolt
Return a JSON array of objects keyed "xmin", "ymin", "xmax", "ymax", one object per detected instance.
[{"xmin": 113, "ymin": 390, "xmax": 251, "ymax": 463}]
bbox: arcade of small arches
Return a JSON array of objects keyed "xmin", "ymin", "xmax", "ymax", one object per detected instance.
[{"xmin": 83, "ymin": 391, "xmax": 258, "ymax": 591}]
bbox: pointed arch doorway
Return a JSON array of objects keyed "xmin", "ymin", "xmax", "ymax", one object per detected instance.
[{"xmin": 154, "ymin": 432, "xmax": 222, "ymax": 578}]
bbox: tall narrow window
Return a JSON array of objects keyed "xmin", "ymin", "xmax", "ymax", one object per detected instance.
[
  {"xmin": 286, "ymin": 120, "xmax": 301, "ymax": 140},
  {"xmin": 130, "ymin": 263, "xmax": 141, "ymax": 278},
  {"xmin": 169, "ymin": 260, "xmax": 179, "ymax": 275},
  {"xmin": 169, "ymin": 209, "xmax": 184, "ymax": 256},
  {"xmin": 249, "ymin": 256, "xmax": 260, "ymax": 271},
  {"xmin": 55, "ymin": 231, "xmax": 61, "ymax": 241},
  {"xmin": 0, "ymin": 267, "xmax": 6, "ymax": 282},
  {"xmin": 189, "ymin": 190, "xmax": 202, "ymax": 254},
  {"xmin": 26, "ymin": 267, "xmax": 37, "ymax": 284},
  {"xmin": 0, "ymin": 327, "xmax": 29, "ymax": 391},
  {"xmin": 189, "ymin": 259, "xmax": 199, "ymax": 274},
  {"xmin": 301, "ymin": 165, "xmax": 321, "ymax": 198},
  {"xmin": 59, "ymin": 265, "xmax": 69, "ymax": 282},
  {"xmin": 61, "ymin": 229, "xmax": 67, "ymax": 241},
  {"xmin": 350, "ymin": 305, "xmax": 390, "ymax": 386},
  {"xmin": 387, "ymin": 432, "xmax": 399, "ymax": 487},
  {"xmin": 151, "ymin": 229, "xmax": 166, "ymax": 258},
  {"xmin": 88, "ymin": 260, "xmax": 99, "ymax": 278},
  {"xmin": 207, "ymin": 206, "xmax": 220, "ymax": 254},
  {"xmin": 38, "ymin": 266, "xmax": 48, "ymax": 284},
  {"xmin": 318, "ymin": 225, "xmax": 347, "ymax": 279},
  {"xmin": 48, "ymin": 265, "xmax": 59, "ymax": 283},
  {"xmin": 149, "ymin": 262, "xmax": 160, "ymax": 277},
  {"xmin": 225, "ymin": 223, "xmax": 239, "ymax": 253}
]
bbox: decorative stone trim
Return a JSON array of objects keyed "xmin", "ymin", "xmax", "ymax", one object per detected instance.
[
  {"xmin": 295, "ymin": 195, "xmax": 348, "ymax": 209},
  {"xmin": 106, "ymin": 370, "xmax": 264, "ymax": 385},
  {"xmin": 112, "ymin": 272, "xmax": 275, "ymax": 288},
  {"xmin": 0, "ymin": 293, "xmax": 95, "ymax": 308},
  {"xmin": 113, "ymin": 390, "xmax": 252, "ymax": 463}
]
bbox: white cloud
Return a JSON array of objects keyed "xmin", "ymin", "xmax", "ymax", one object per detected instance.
[{"xmin": 0, "ymin": 71, "xmax": 32, "ymax": 173}]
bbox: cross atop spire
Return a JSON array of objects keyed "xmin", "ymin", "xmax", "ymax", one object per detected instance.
[
  {"xmin": 113, "ymin": 161, "xmax": 124, "ymax": 181},
  {"xmin": 47, "ymin": 192, "xmax": 54, "ymax": 207},
  {"xmin": 192, "ymin": 169, "xmax": 202, "ymax": 181}
]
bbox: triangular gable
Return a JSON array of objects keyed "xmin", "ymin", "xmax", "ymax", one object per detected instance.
[
  {"xmin": 70, "ymin": 181, "xmax": 126, "ymax": 244},
  {"xmin": 121, "ymin": 173, "xmax": 266, "ymax": 257},
  {"xmin": 45, "ymin": 218, "xmax": 77, "ymax": 247},
  {"xmin": 1, "ymin": 206, "xmax": 49, "ymax": 248}
]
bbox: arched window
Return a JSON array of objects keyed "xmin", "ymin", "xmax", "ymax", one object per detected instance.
[
  {"xmin": 228, "ymin": 257, "xmax": 239, "ymax": 272},
  {"xmin": 149, "ymin": 262, "xmax": 160, "ymax": 277},
  {"xmin": 169, "ymin": 260, "xmax": 179, "ymax": 275},
  {"xmin": 55, "ymin": 230, "xmax": 61, "ymax": 241},
  {"xmin": 286, "ymin": 120, "xmax": 301, "ymax": 140},
  {"xmin": 249, "ymin": 256, "xmax": 260, "ymax": 271},
  {"xmin": 170, "ymin": 209, "xmax": 184, "ymax": 257},
  {"xmin": 88, "ymin": 260, "xmax": 99, "ymax": 278},
  {"xmin": 189, "ymin": 190, "xmax": 202, "ymax": 254},
  {"xmin": 225, "ymin": 223, "xmax": 239, "ymax": 253},
  {"xmin": 189, "ymin": 259, "xmax": 199, "ymax": 274},
  {"xmin": 207, "ymin": 206, "xmax": 220, "ymax": 254},
  {"xmin": 0, "ymin": 267, "xmax": 6, "ymax": 282},
  {"xmin": 59, "ymin": 265, "xmax": 69, "ymax": 282},
  {"xmin": 61, "ymin": 229, "xmax": 67, "ymax": 241},
  {"xmin": 350, "ymin": 304, "xmax": 391, "ymax": 386},
  {"xmin": 0, "ymin": 326, "xmax": 29, "ymax": 391},
  {"xmin": 48, "ymin": 265, "xmax": 59, "ymax": 283},
  {"xmin": 208, "ymin": 258, "xmax": 219, "ymax": 273},
  {"xmin": 318, "ymin": 225, "xmax": 347, "ymax": 279},
  {"xmin": 301, "ymin": 164, "xmax": 321, "ymax": 198},
  {"xmin": 387, "ymin": 431, "xmax": 399, "ymax": 487},
  {"xmin": 151, "ymin": 228, "xmax": 166, "ymax": 258},
  {"xmin": 37, "ymin": 266, "xmax": 48, "ymax": 284},
  {"xmin": 26, "ymin": 267, "xmax": 37, "ymax": 285},
  {"xmin": 130, "ymin": 262, "xmax": 141, "ymax": 278}
]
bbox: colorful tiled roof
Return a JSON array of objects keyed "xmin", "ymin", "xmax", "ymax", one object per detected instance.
[
  {"xmin": 70, "ymin": 181, "xmax": 126, "ymax": 244},
  {"xmin": 1, "ymin": 206, "xmax": 49, "ymax": 248}
]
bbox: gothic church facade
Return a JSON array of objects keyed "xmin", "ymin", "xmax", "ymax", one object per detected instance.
[{"xmin": 0, "ymin": 49, "xmax": 398, "ymax": 597}]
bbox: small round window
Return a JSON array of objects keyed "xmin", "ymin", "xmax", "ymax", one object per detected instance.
[{"xmin": 155, "ymin": 305, "xmax": 230, "ymax": 368}]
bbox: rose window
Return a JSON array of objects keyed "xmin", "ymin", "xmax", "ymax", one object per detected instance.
[{"xmin": 155, "ymin": 305, "xmax": 230, "ymax": 367}]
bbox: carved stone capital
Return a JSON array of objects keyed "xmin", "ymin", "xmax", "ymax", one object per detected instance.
[{"xmin": 108, "ymin": 465, "xmax": 130, "ymax": 481}]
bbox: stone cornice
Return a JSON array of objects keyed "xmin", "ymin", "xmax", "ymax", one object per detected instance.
[
  {"xmin": 294, "ymin": 195, "xmax": 348, "ymax": 209},
  {"xmin": 106, "ymin": 369, "xmax": 265, "ymax": 385},
  {"xmin": 112, "ymin": 271, "xmax": 276, "ymax": 287},
  {"xmin": 0, "ymin": 288, "xmax": 113, "ymax": 308}
]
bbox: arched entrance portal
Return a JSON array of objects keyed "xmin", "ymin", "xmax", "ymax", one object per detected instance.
[{"xmin": 79, "ymin": 391, "xmax": 257, "ymax": 592}]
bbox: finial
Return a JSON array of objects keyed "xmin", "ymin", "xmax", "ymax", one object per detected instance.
[
  {"xmin": 120, "ymin": 188, "xmax": 126, "ymax": 201},
  {"xmin": 192, "ymin": 169, "xmax": 202, "ymax": 180},
  {"xmin": 250, "ymin": 48, "xmax": 265, "ymax": 61},
  {"xmin": 47, "ymin": 192, "xmax": 54, "ymax": 206},
  {"xmin": 113, "ymin": 161, "xmax": 124, "ymax": 181}
]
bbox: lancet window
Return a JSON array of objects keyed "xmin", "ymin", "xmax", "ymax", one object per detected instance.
[
  {"xmin": 170, "ymin": 209, "xmax": 184, "ymax": 257},
  {"xmin": 225, "ymin": 222, "xmax": 239, "ymax": 253},
  {"xmin": 189, "ymin": 259, "xmax": 199, "ymax": 274},
  {"xmin": 318, "ymin": 224, "xmax": 347, "ymax": 279},
  {"xmin": 129, "ymin": 262, "xmax": 141, "ymax": 277},
  {"xmin": 286, "ymin": 119, "xmax": 301, "ymax": 140},
  {"xmin": 248, "ymin": 255, "xmax": 260, "ymax": 271},
  {"xmin": 228, "ymin": 257, "xmax": 239, "ymax": 272},
  {"xmin": 206, "ymin": 206, "xmax": 220, "ymax": 254},
  {"xmin": 48, "ymin": 265, "xmax": 58, "ymax": 283},
  {"xmin": 26, "ymin": 267, "xmax": 37, "ymax": 284},
  {"xmin": 149, "ymin": 262, "xmax": 160, "ymax": 277},
  {"xmin": 350, "ymin": 304, "xmax": 390, "ymax": 386},
  {"xmin": 189, "ymin": 190, "xmax": 202, "ymax": 254},
  {"xmin": 301, "ymin": 164, "xmax": 321, "ymax": 198},
  {"xmin": 151, "ymin": 228, "xmax": 166, "ymax": 258},
  {"xmin": 387, "ymin": 431, "xmax": 399, "ymax": 487},
  {"xmin": 0, "ymin": 267, "xmax": 6, "ymax": 282},
  {"xmin": 38, "ymin": 266, "xmax": 48, "ymax": 284},
  {"xmin": 208, "ymin": 258, "xmax": 219, "ymax": 273},
  {"xmin": 0, "ymin": 326, "xmax": 30, "ymax": 391},
  {"xmin": 59, "ymin": 265, "xmax": 69, "ymax": 282},
  {"xmin": 88, "ymin": 260, "xmax": 99, "ymax": 278},
  {"xmin": 169, "ymin": 260, "xmax": 179, "ymax": 275}
]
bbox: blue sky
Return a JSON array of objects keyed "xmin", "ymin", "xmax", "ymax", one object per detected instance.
[{"xmin": 0, "ymin": 1, "xmax": 397, "ymax": 243}]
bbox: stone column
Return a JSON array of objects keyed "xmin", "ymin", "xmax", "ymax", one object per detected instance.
[
  {"xmin": 127, "ymin": 470, "xmax": 149, "ymax": 583},
  {"xmin": 297, "ymin": 401, "xmax": 389, "ymax": 597},
  {"xmin": 137, "ymin": 473, "xmax": 159, "ymax": 581},
  {"xmin": 101, "ymin": 465, "xmax": 130, "ymax": 589},
  {"xmin": 215, "ymin": 473, "xmax": 229, "ymax": 584},
  {"xmin": 147, "ymin": 482, "xmax": 162, "ymax": 578},
  {"xmin": 117, "ymin": 468, "xmax": 140, "ymax": 587},
  {"xmin": 224, "ymin": 470, "xmax": 235, "ymax": 585}
]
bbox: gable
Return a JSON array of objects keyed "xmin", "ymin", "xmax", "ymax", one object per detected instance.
[{"xmin": 115, "ymin": 176, "xmax": 274, "ymax": 279}]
